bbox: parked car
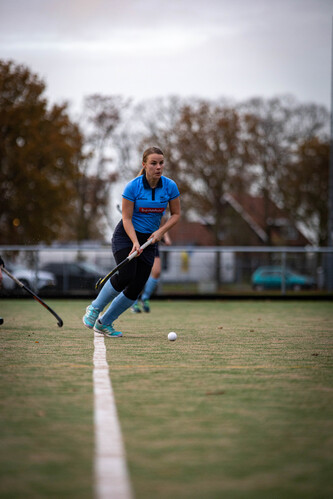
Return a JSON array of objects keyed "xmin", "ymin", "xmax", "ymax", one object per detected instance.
[
  {"xmin": 252, "ymin": 266, "xmax": 316, "ymax": 291},
  {"xmin": 1, "ymin": 263, "xmax": 56, "ymax": 295},
  {"xmin": 41, "ymin": 261, "xmax": 106, "ymax": 294}
]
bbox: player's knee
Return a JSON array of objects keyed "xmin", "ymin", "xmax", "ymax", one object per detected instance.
[
  {"xmin": 124, "ymin": 288, "xmax": 141, "ymax": 300},
  {"xmin": 125, "ymin": 281, "xmax": 146, "ymax": 300}
]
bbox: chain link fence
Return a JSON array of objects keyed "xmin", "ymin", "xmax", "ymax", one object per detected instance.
[{"xmin": 0, "ymin": 245, "xmax": 332, "ymax": 297}]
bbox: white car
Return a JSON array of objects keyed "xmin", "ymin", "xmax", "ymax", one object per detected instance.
[{"xmin": 1, "ymin": 263, "xmax": 56, "ymax": 294}]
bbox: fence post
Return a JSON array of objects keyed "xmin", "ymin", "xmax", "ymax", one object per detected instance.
[
  {"xmin": 215, "ymin": 250, "xmax": 221, "ymax": 289},
  {"xmin": 281, "ymin": 251, "xmax": 286, "ymax": 295},
  {"xmin": 33, "ymin": 249, "xmax": 40, "ymax": 292}
]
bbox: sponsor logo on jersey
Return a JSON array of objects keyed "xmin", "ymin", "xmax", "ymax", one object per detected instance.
[{"xmin": 139, "ymin": 207, "xmax": 165, "ymax": 213}]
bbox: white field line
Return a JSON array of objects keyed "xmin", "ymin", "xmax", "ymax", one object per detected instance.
[{"xmin": 93, "ymin": 332, "xmax": 134, "ymax": 499}]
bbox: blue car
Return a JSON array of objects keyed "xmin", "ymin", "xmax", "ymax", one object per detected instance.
[{"xmin": 252, "ymin": 266, "xmax": 316, "ymax": 291}]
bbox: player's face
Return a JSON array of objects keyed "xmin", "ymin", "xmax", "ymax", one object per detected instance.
[{"xmin": 144, "ymin": 154, "xmax": 164, "ymax": 183}]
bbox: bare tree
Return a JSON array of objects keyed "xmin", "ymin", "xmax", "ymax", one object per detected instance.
[
  {"xmin": 137, "ymin": 97, "xmax": 255, "ymax": 244},
  {"xmin": 76, "ymin": 94, "xmax": 131, "ymax": 239},
  {"xmin": 239, "ymin": 95, "xmax": 329, "ymax": 244},
  {"xmin": 280, "ymin": 137, "xmax": 329, "ymax": 245}
]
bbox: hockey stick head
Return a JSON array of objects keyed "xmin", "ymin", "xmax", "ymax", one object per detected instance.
[
  {"xmin": 95, "ymin": 277, "xmax": 103, "ymax": 290},
  {"xmin": 95, "ymin": 267, "xmax": 118, "ymax": 290},
  {"xmin": 2, "ymin": 267, "xmax": 64, "ymax": 328}
]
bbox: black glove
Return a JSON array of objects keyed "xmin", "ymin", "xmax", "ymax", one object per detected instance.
[{"xmin": 0, "ymin": 256, "xmax": 5, "ymax": 267}]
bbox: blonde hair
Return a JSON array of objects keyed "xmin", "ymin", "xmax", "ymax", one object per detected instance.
[{"xmin": 139, "ymin": 147, "xmax": 164, "ymax": 176}]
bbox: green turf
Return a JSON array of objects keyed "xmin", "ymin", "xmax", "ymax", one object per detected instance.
[
  {"xmin": 0, "ymin": 299, "xmax": 94, "ymax": 499},
  {"xmin": 0, "ymin": 299, "xmax": 332, "ymax": 498}
]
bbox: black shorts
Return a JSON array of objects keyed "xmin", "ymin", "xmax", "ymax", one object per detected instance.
[
  {"xmin": 111, "ymin": 221, "xmax": 156, "ymax": 266},
  {"xmin": 110, "ymin": 221, "xmax": 156, "ymax": 299}
]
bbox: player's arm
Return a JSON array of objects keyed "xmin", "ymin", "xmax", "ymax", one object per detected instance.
[
  {"xmin": 159, "ymin": 217, "xmax": 172, "ymax": 245},
  {"xmin": 162, "ymin": 231, "xmax": 172, "ymax": 246},
  {"xmin": 151, "ymin": 197, "xmax": 180, "ymax": 242}
]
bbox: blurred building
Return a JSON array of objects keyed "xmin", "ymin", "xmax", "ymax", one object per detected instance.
[{"xmin": 169, "ymin": 193, "xmax": 310, "ymax": 247}]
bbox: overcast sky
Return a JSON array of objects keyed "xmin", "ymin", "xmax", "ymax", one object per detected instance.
[{"xmin": 0, "ymin": 0, "xmax": 332, "ymax": 115}]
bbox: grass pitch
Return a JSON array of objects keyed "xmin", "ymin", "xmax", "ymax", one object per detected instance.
[{"xmin": 0, "ymin": 299, "xmax": 332, "ymax": 498}]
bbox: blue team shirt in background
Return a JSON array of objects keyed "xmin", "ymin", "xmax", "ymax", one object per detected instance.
[{"xmin": 122, "ymin": 174, "xmax": 180, "ymax": 233}]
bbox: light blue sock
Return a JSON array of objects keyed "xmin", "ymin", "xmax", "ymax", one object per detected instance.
[
  {"xmin": 142, "ymin": 277, "xmax": 159, "ymax": 301},
  {"xmin": 100, "ymin": 292, "xmax": 134, "ymax": 325},
  {"xmin": 92, "ymin": 280, "xmax": 120, "ymax": 311}
]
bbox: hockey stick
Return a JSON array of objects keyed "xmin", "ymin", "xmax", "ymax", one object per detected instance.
[
  {"xmin": 95, "ymin": 238, "xmax": 153, "ymax": 290},
  {"xmin": 2, "ymin": 267, "xmax": 64, "ymax": 327}
]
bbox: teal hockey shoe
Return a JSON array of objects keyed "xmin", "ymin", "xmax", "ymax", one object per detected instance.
[{"xmin": 93, "ymin": 320, "xmax": 123, "ymax": 338}]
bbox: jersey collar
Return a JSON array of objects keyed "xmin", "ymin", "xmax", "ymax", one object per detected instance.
[{"xmin": 142, "ymin": 173, "xmax": 163, "ymax": 190}]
